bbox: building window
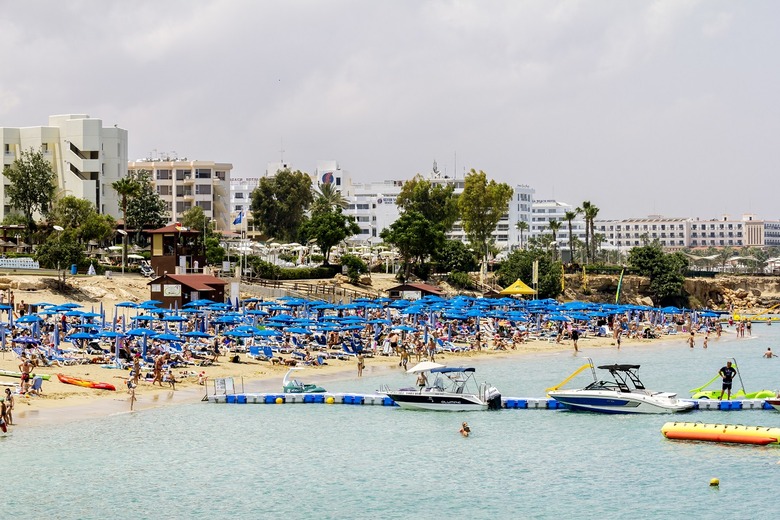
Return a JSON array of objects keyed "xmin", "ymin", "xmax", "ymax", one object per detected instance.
[
  {"xmin": 176, "ymin": 169, "xmax": 190, "ymax": 181},
  {"xmin": 235, "ymin": 205, "xmax": 243, "ymax": 211},
  {"xmin": 157, "ymin": 169, "xmax": 172, "ymax": 180},
  {"xmin": 176, "ymin": 201, "xmax": 192, "ymax": 212},
  {"xmin": 195, "ymin": 185, "xmax": 212, "ymax": 195},
  {"xmin": 196, "ymin": 201, "xmax": 212, "ymax": 211},
  {"xmin": 195, "ymin": 169, "xmax": 212, "ymax": 179},
  {"xmin": 157, "ymin": 186, "xmax": 172, "ymax": 196}
]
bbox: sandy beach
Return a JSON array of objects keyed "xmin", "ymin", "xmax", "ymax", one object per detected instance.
[
  {"xmin": 0, "ymin": 271, "xmax": 716, "ymax": 431},
  {"xmin": 2, "ymin": 330, "xmax": 690, "ymax": 429}
]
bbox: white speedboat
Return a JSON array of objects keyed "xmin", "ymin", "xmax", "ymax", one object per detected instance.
[
  {"xmin": 381, "ymin": 362, "xmax": 501, "ymax": 411},
  {"xmin": 548, "ymin": 361, "xmax": 694, "ymax": 414}
]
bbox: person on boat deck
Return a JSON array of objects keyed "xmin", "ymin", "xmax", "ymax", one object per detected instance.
[
  {"xmin": 764, "ymin": 348, "xmax": 777, "ymax": 358},
  {"xmin": 459, "ymin": 422, "xmax": 470, "ymax": 437},
  {"xmin": 718, "ymin": 361, "xmax": 737, "ymax": 400},
  {"xmin": 416, "ymin": 371, "xmax": 427, "ymax": 391}
]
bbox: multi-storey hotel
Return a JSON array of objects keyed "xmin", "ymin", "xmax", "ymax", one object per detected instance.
[
  {"xmin": 0, "ymin": 114, "xmax": 127, "ymax": 219},
  {"xmin": 128, "ymin": 156, "xmax": 231, "ymax": 231},
  {"xmin": 594, "ymin": 214, "xmax": 780, "ymax": 251}
]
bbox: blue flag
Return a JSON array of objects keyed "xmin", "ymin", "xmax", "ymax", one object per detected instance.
[{"xmin": 233, "ymin": 211, "xmax": 243, "ymax": 225}]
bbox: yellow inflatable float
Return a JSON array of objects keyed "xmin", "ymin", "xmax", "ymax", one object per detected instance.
[{"xmin": 661, "ymin": 422, "xmax": 780, "ymax": 446}]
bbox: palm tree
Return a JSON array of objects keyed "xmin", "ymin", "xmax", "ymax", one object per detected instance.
[
  {"xmin": 548, "ymin": 219, "xmax": 561, "ymax": 260},
  {"xmin": 577, "ymin": 201, "xmax": 600, "ymax": 264},
  {"xmin": 515, "ymin": 220, "xmax": 529, "ymax": 250},
  {"xmin": 312, "ymin": 182, "xmax": 348, "ymax": 214},
  {"xmin": 563, "ymin": 210, "xmax": 580, "ymax": 262},
  {"xmin": 112, "ymin": 176, "xmax": 141, "ymax": 271}
]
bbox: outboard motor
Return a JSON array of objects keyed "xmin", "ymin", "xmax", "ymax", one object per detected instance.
[{"xmin": 485, "ymin": 386, "xmax": 502, "ymax": 410}]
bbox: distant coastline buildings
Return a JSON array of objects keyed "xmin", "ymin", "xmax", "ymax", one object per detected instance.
[{"xmin": 2, "ymin": 114, "xmax": 779, "ymax": 253}]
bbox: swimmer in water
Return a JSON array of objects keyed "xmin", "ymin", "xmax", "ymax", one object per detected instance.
[{"xmin": 459, "ymin": 422, "xmax": 471, "ymax": 437}]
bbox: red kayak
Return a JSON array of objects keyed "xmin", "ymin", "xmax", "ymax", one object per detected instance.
[{"xmin": 57, "ymin": 373, "xmax": 116, "ymax": 391}]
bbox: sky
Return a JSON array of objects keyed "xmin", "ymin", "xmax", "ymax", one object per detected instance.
[{"xmin": 1, "ymin": 0, "xmax": 778, "ymax": 220}]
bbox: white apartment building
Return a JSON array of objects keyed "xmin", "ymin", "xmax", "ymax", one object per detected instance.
[
  {"xmin": 128, "ymin": 157, "xmax": 231, "ymax": 231},
  {"xmin": 0, "ymin": 114, "xmax": 127, "ymax": 220},
  {"xmin": 530, "ymin": 200, "xmax": 587, "ymax": 256},
  {"xmin": 594, "ymin": 214, "xmax": 780, "ymax": 251},
  {"xmin": 345, "ymin": 165, "xmax": 535, "ymax": 249}
]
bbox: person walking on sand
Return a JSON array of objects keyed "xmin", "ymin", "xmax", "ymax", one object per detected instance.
[
  {"xmin": 152, "ymin": 353, "xmax": 168, "ymax": 387},
  {"xmin": 18, "ymin": 357, "xmax": 32, "ymax": 394},
  {"xmin": 718, "ymin": 361, "xmax": 737, "ymax": 400},
  {"xmin": 357, "ymin": 353, "xmax": 365, "ymax": 377}
]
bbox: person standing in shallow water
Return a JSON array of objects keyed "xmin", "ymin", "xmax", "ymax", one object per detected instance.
[{"xmin": 356, "ymin": 353, "xmax": 364, "ymax": 377}]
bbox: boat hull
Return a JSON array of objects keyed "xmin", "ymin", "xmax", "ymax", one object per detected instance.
[
  {"xmin": 662, "ymin": 422, "xmax": 780, "ymax": 445},
  {"xmin": 384, "ymin": 391, "xmax": 491, "ymax": 411},
  {"xmin": 765, "ymin": 399, "xmax": 780, "ymax": 411},
  {"xmin": 549, "ymin": 390, "xmax": 694, "ymax": 414}
]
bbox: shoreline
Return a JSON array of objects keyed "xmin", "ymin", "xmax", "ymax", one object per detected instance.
[{"xmin": 3, "ymin": 330, "xmax": 731, "ymax": 429}]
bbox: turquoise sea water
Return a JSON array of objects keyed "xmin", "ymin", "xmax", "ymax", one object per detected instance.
[{"xmin": 5, "ymin": 327, "xmax": 780, "ymax": 519}]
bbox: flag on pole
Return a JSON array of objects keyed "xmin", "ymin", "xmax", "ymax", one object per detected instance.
[
  {"xmin": 233, "ymin": 211, "xmax": 244, "ymax": 225},
  {"xmin": 615, "ymin": 268, "xmax": 625, "ymax": 304}
]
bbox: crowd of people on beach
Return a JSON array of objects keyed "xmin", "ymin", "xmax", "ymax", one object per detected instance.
[{"xmin": 2, "ymin": 290, "xmax": 777, "ymax": 433}]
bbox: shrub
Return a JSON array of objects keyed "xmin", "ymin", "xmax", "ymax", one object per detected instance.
[
  {"xmin": 447, "ymin": 271, "xmax": 473, "ymax": 289},
  {"xmin": 339, "ymin": 254, "xmax": 368, "ymax": 284}
]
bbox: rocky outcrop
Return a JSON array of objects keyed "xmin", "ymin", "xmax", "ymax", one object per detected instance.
[{"xmin": 564, "ymin": 273, "xmax": 780, "ymax": 311}]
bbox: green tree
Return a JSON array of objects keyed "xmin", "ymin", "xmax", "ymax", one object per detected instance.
[
  {"xmin": 433, "ymin": 239, "xmax": 479, "ymax": 273},
  {"xmin": 627, "ymin": 244, "xmax": 689, "ymax": 304},
  {"xmin": 497, "ymin": 249, "xmax": 562, "ymax": 299},
  {"xmin": 299, "ymin": 208, "xmax": 361, "ymax": 264},
  {"xmin": 458, "ymin": 169, "xmax": 513, "ymax": 267},
  {"xmin": 311, "ymin": 182, "xmax": 348, "ymax": 215},
  {"xmin": 339, "ymin": 253, "xmax": 368, "ymax": 284},
  {"xmin": 380, "ymin": 210, "xmax": 446, "ymax": 281},
  {"xmin": 3, "ymin": 148, "xmax": 57, "ymax": 234},
  {"xmin": 205, "ymin": 236, "xmax": 225, "ymax": 266},
  {"xmin": 563, "ymin": 210, "xmax": 580, "ymax": 261},
  {"xmin": 515, "ymin": 220, "xmax": 529, "ymax": 250},
  {"xmin": 548, "ymin": 219, "xmax": 561, "ymax": 260},
  {"xmin": 396, "ymin": 175, "xmax": 459, "ymax": 232},
  {"xmin": 78, "ymin": 213, "xmax": 115, "ymax": 244},
  {"xmin": 34, "ymin": 229, "xmax": 85, "ymax": 269},
  {"xmin": 125, "ymin": 170, "xmax": 168, "ymax": 241},
  {"xmin": 50, "ymin": 195, "xmax": 94, "ymax": 231},
  {"xmin": 250, "ymin": 169, "xmax": 313, "ymax": 242},
  {"xmin": 577, "ymin": 200, "xmax": 600, "ymax": 263}
]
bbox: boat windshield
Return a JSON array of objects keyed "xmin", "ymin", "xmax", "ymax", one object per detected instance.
[{"xmin": 583, "ymin": 380, "xmax": 621, "ymax": 391}]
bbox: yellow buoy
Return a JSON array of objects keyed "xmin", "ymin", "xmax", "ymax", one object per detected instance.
[
  {"xmin": 710, "ymin": 478, "xmax": 720, "ymax": 487},
  {"xmin": 275, "ymin": 397, "xmax": 283, "ymax": 404},
  {"xmin": 326, "ymin": 396, "xmax": 335, "ymax": 404}
]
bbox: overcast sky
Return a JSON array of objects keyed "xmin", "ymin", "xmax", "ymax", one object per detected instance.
[{"xmin": 1, "ymin": 1, "xmax": 778, "ymax": 220}]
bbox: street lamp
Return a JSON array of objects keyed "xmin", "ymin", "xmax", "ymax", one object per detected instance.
[{"xmin": 117, "ymin": 229, "xmax": 128, "ymax": 274}]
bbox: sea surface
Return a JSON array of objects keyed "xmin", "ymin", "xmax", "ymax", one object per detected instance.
[{"xmin": 4, "ymin": 326, "xmax": 780, "ymax": 519}]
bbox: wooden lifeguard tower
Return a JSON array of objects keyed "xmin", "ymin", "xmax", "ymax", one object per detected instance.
[{"xmin": 146, "ymin": 224, "xmax": 207, "ymax": 277}]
